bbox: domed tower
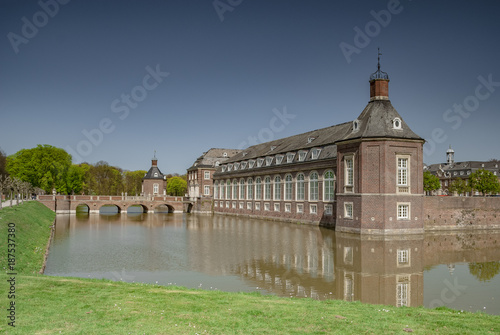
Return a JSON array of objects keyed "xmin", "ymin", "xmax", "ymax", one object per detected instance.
[
  {"xmin": 446, "ymin": 145, "xmax": 455, "ymax": 165},
  {"xmin": 141, "ymin": 152, "xmax": 166, "ymax": 197},
  {"xmin": 335, "ymin": 50, "xmax": 425, "ymax": 234}
]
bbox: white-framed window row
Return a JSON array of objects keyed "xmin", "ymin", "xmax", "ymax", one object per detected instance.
[
  {"xmin": 248, "ymin": 160, "xmax": 255, "ymax": 169},
  {"xmin": 204, "ymin": 171, "xmax": 210, "ymax": 179},
  {"xmin": 344, "ymin": 202, "xmax": 353, "ymax": 219},
  {"xmin": 285, "ymin": 203, "xmax": 291, "ymax": 213},
  {"xmin": 255, "ymin": 202, "xmax": 261, "ymax": 211},
  {"xmin": 297, "ymin": 203, "xmax": 304, "ymax": 214},
  {"xmin": 240, "ymin": 179, "xmax": 245, "ymax": 200},
  {"xmin": 276, "ymin": 154, "xmax": 284, "ymax": 165},
  {"xmin": 234, "ymin": 162, "xmax": 240, "ymax": 171},
  {"xmin": 221, "ymin": 165, "xmax": 227, "ymax": 172},
  {"xmin": 204, "ymin": 185, "xmax": 210, "ymax": 196},
  {"xmin": 344, "ymin": 155, "xmax": 354, "ymax": 193},
  {"xmin": 298, "ymin": 150, "xmax": 308, "ymax": 162},
  {"xmin": 265, "ymin": 156, "xmax": 273, "ymax": 166},
  {"xmin": 225, "ymin": 201, "xmax": 229, "ymax": 208},
  {"xmin": 232, "ymin": 201, "xmax": 236, "ymax": 209},
  {"xmin": 220, "ymin": 201, "xmax": 223, "ymax": 207},
  {"xmin": 264, "ymin": 202, "xmax": 270, "ymax": 211},
  {"xmin": 286, "ymin": 152, "xmax": 295, "ymax": 163},
  {"xmin": 397, "ymin": 203, "xmax": 410, "ymax": 220},
  {"xmin": 246, "ymin": 202, "xmax": 252, "ymax": 210},
  {"xmin": 257, "ymin": 158, "xmax": 264, "ymax": 167},
  {"xmin": 311, "ymin": 148, "xmax": 321, "ymax": 160},
  {"xmin": 284, "ymin": 174, "xmax": 293, "ymax": 201},
  {"xmin": 296, "ymin": 173, "xmax": 305, "ymax": 201},
  {"xmin": 227, "ymin": 164, "xmax": 233, "ymax": 172},
  {"xmin": 324, "ymin": 204, "xmax": 333, "ymax": 216},
  {"xmin": 397, "ymin": 155, "xmax": 410, "ymax": 194},
  {"xmin": 323, "ymin": 170, "xmax": 335, "ymax": 201},
  {"xmin": 247, "ymin": 178, "xmax": 253, "ymax": 200},
  {"xmin": 274, "ymin": 203, "xmax": 280, "ymax": 212},
  {"xmin": 397, "ymin": 249, "xmax": 410, "ymax": 267},
  {"xmin": 274, "ymin": 175, "xmax": 281, "ymax": 200},
  {"xmin": 309, "ymin": 171, "xmax": 319, "ymax": 201},
  {"xmin": 241, "ymin": 161, "xmax": 247, "ymax": 169},
  {"xmin": 239, "ymin": 202, "xmax": 244, "ymax": 209},
  {"xmin": 310, "ymin": 204, "xmax": 317, "ymax": 215}
]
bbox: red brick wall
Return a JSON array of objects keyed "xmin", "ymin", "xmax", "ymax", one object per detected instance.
[{"xmin": 424, "ymin": 196, "xmax": 500, "ymax": 230}]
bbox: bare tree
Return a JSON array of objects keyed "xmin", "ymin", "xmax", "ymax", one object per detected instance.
[
  {"xmin": 0, "ymin": 175, "xmax": 11, "ymax": 210},
  {"xmin": 11, "ymin": 178, "xmax": 21, "ymax": 206}
]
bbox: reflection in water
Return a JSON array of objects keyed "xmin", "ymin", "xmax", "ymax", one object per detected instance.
[{"xmin": 45, "ymin": 213, "xmax": 500, "ymax": 315}]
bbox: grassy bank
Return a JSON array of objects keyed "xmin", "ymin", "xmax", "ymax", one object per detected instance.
[{"xmin": 1, "ymin": 202, "xmax": 499, "ymax": 334}]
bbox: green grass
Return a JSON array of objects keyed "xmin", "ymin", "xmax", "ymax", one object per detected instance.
[{"xmin": 0, "ymin": 202, "xmax": 499, "ymax": 334}]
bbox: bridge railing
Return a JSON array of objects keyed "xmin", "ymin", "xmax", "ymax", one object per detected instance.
[{"xmin": 37, "ymin": 195, "xmax": 187, "ymax": 202}]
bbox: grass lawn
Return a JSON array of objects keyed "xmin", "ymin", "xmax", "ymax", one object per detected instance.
[{"xmin": 1, "ymin": 202, "xmax": 499, "ymax": 334}]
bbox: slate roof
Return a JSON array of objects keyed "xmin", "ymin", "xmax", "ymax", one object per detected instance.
[
  {"xmin": 143, "ymin": 165, "xmax": 165, "ymax": 180},
  {"xmin": 187, "ymin": 148, "xmax": 242, "ymax": 171},
  {"xmin": 425, "ymin": 161, "xmax": 500, "ymax": 177}
]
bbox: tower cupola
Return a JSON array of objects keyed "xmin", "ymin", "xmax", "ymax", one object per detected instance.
[
  {"xmin": 446, "ymin": 145, "xmax": 455, "ymax": 165},
  {"xmin": 369, "ymin": 48, "xmax": 389, "ymax": 101}
]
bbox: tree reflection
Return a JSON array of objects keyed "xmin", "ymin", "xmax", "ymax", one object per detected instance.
[{"xmin": 468, "ymin": 261, "xmax": 500, "ymax": 282}]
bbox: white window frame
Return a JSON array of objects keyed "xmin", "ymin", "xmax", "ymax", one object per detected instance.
[
  {"xmin": 255, "ymin": 177, "xmax": 262, "ymax": 200},
  {"xmin": 265, "ymin": 156, "xmax": 273, "ymax": 166},
  {"xmin": 234, "ymin": 163, "xmax": 240, "ymax": 171},
  {"xmin": 286, "ymin": 152, "xmax": 295, "ymax": 163},
  {"xmin": 239, "ymin": 202, "xmax": 244, "ymax": 209},
  {"xmin": 247, "ymin": 202, "xmax": 252, "ymax": 210},
  {"xmin": 204, "ymin": 171, "xmax": 210, "ymax": 180},
  {"xmin": 241, "ymin": 161, "xmax": 247, "ymax": 169},
  {"xmin": 397, "ymin": 203, "xmax": 410, "ymax": 220},
  {"xmin": 285, "ymin": 203, "xmax": 291, "ymax": 213},
  {"xmin": 240, "ymin": 179, "xmax": 245, "ymax": 200},
  {"xmin": 344, "ymin": 202, "xmax": 353, "ymax": 219},
  {"xmin": 285, "ymin": 174, "xmax": 293, "ymax": 201},
  {"xmin": 264, "ymin": 203, "xmax": 270, "ymax": 211},
  {"xmin": 397, "ymin": 249, "xmax": 410, "ymax": 267},
  {"xmin": 344, "ymin": 155, "xmax": 354, "ymax": 193},
  {"xmin": 311, "ymin": 148, "xmax": 322, "ymax": 160},
  {"xmin": 247, "ymin": 178, "xmax": 253, "ymax": 200},
  {"xmin": 397, "ymin": 155, "xmax": 410, "ymax": 194},
  {"xmin": 310, "ymin": 204, "xmax": 317, "ymax": 214},
  {"xmin": 297, "ymin": 203, "xmax": 304, "ymax": 214},
  {"xmin": 274, "ymin": 203, "xmax": 280, "ymax": 212},
  {"xmin": 249, "ymin": 160, "xmax": 255, "ymax": 169},
  {"xmin": 264, "ymin": 176, "xmax": 272, "ymax": 200},
  {"xmin": 153, "ymin": 183, "xmax": 159, "ymax": 194},
  {"xmin": 309, "ymin": 172, "xmax": 319, "ymax": 201},
  {"xmin": 274, "ymin": 175, "xmax": 281, "ymax": 201},
  {"xmin": 204, "ymin": 185, "xmax": 210, "ymax": 196},
  {"xmin": 323, "ymin": 170, "xmax": 335, "ymax": 201},
  {"xmin": 255, "ymin": 202, "xmax": 261, "ymax": 211},
  {"xmin": 257, "ymin": 158, "xmax": 264, "ymax": 167},
  {"xmin": 296, "ymin": 173, "xmax": 305, "ymax": 201},
  {"xmin": 276, "ymin": 155, "xmax": 284, "ymax": 165},
  {"xmin": 298, "ymin": 150, "xmax": 307, "ymax": 162},
  {"xmin": 324, "ymin": 204, "xmax": 333, "ymax": 216},
  {"xmin": 232, "ymin": 201, "xmax": 236, "ymax": 209}
]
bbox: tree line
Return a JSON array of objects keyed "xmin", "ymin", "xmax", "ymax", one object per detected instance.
[
  {"xmin": 424, "ymin": 169, "xmax": 500, "ymax": 196},
  {"xmin": 0, "ymin": 145, "xmax": 187, "ymax": 198}
]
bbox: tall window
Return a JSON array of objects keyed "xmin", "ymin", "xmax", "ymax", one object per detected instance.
[
  {"xmin": 247, "ymin": 178, "xmax": 253, "ymax": 200},
  {"xmin": 274, "ymin": 176, "xmax": 281, "ymax": 200},
  {"xmin": 397, "ymin": 156, "xmax": 410, "ymax": 193},
  {"xmin": 204, "ymin": 185, "xmax": 210, "ymax": 196},
  {"xmin": 204, "ymin": 171, "xmax": 210, "ymax": 179},
  {"xmin": 324, "ymin": 170, "xmax": 335, "ymax": 201},
  {"xmin": 226, "ymin": 180, "xmax": 231, "ymax": 200},
  {"xmin": 240, "ymin": 179, "xmax": 245, "ymax": 200},
  {"xmin": 285, "ymin": 174, "xmax": 293, "ymax": 200},
  {"xmin": 345, "ymin": 156, "xmax": 354, "ymax": 192},
  {"xmin": 153, "ymin": 183, "xmax": 159, "ymax": 194},
  {"xmin": 255, "ymin": 177, "xmax": 262, "ymax": 200},
  {"xmin": 344, "ymin": 203, "xmax": 353, "ymax": 219},
  {"xmin": 296, "ymin": 173, "xmax": 305, "ymax": 200},
  {"xmin": 264, "ymin": 176, "xmax": 271, "ymax": 200},
  {"xmin": 397, "ymin": 203, "xmax": 410, "ymax": 220},
  {"xmin": 309, "ymin": 172, "xmax": 318, "ymax": 201},
  {"xmin": 233, "ymin": 180, "xmax": 238, "ymax": 200},
  {"xmin": 214, "ymin": 182, "xmax": 218, "ymax": 199},
  {"xmin": 220, "ymin": 181, "xmax": 225, "ymax": 199}
]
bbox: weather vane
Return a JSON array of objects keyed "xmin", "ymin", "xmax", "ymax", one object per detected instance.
[{"xmin": 377, "ymin": 47, "xmax": 382, "ymax": 71}]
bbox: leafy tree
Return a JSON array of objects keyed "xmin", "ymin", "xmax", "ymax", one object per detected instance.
[
  {"xmin": 0, "ymin": 147, "xmax": 7, "ymax": 177},
  {"xmin": 448, "ymin": 178, "xmax": 471, "ymax": 196},
  {"xmin": 67, "ymin": 164, "xmax": 85, "ymax": 195},
  {"xmin": 167, "ymin": 176, "xmax": 187, "ymax": 196},
  {"xmin": 469, "ymin": 169, "xmax": 500, "ymax": 196},
  {"xmin": 124, "ymin": 170, "xmax": 147, "ymax": 196},
  {"xmin": 85, "ymin": 161, "xmax": 124, "ymax": 195},
  {"xmin": 423, "ymin": 171, "xmax": 440, "ymax": 194},
  {"xmin": 469, "ymin": 261, "xmax": 500, "ymax": 282}
]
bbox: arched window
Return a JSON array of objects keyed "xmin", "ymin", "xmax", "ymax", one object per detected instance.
[
  {"xmin": 309, "ymin": 172, "xmax": 318, "ymax": 201},
  {"xmin": 255, "ymin": 177, "xmax": 262, "ymax": 200},
  {"xmin": 324, "ymin": 170, "xmax": 335, "ymax": 201},
  {"xmin": 226, "ymin": 180, "xmax": 231, "ymax": 200},
  {"xmin": 220, "ymin": 181, "xmax": 225, "ymax": 199},
  {"xmin": 233, "ymin": 180, "xmax": 238, "ymax": 201},
  {"xmin": 264, "ymin": 176, "xmax": 271, "ymax": 200},
  {"xmin": 296, "ymin": 173, "xmax": 305, "ymax": 201},
  {"xmin": 247, "ymin": 178, "xmax": 253, "ymax": 200},
  {"xmin": 274, "ymin": 176, "xmax": 281, "ymax": 200},
  {"xmin": 285, "ymin": 174, "xmax": 293, "ymax": 201},
  {"xmin": 240, "ymin": 179, "xmax": 245, "ymax": 200},
  {"xmin": 214, "ymin": 181, "xmax": 219, "ymax": 199}
]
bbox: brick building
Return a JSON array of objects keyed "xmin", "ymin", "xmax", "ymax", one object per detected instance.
[
  {"xmin": 425, "ymin": 146, "xmax": 500, "ymax": 195},
  {"xmin": 142, "ymin": 155, "xmax": 166, "ymax": 196},
  {"xmin": 191, "ymin": 62, "xmax": 425, "ymax": 234}
]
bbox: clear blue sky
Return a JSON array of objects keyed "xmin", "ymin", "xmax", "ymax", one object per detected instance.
[{"xmin": 1, "ymin": 0, "xmax": 499, "ymax": 174}]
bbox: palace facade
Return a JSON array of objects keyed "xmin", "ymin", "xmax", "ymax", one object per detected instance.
[{"xmin": 190, "ymin": 63, "xmax": 426, "ymax": 234}]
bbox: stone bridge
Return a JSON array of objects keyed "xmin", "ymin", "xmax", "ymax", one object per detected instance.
[{"xmin": 38, "ymin": 194, "xmax": 193, "ymax": 214}]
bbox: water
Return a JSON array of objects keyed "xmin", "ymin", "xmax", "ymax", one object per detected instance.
[{"xmin": 44, "ymin": 213, "xmax": 500, "ymax": 315}]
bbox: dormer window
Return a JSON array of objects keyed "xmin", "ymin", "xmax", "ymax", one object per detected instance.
[
  {"xmin": 241, "ymin": 161, "xmax": 247, "ymax": 169},
  {"xmin": 307, "ymin": 137, "xmax": 316, "ymax": 144},
  {"xmin": 154, "ymin": 172, "xmax": 158, "ymax": 177},
  {"xmin": 228, "ymin": 164, "xmax": 233, "ymax": 171},
  {"xmin": 265, "ymin": 156, "xmax": 273, "ymax": 166},
  {"xmin": 256, "ymin": 158, "xmax": 264, "ymax": 167},
  {"xmin": 270, "ymin": 145, "xmax": 277, "ymax": 151},
  {"xmin": 352, "ymin": 120, "xmax": 359, "ymax": 132},
  {"xmin": 221, "ymin": 166, "xmax": 227, "ymax": 172},
  {"xmin": 276, "ymin": 155, "xmax": 284, "ymax": 165},
  {"xmin": 298, "ymin": 150, "xmax": 307, "ymax": 162},
  {"xmin": 249, "ymin": 160, "xmax": 255, "ymax": 168},
  {"xmin": 215, "ymin": 161, "xmax": 220, "ymax": 167},
  {"xmin": 234, "ymin": 163, "xmax": 240, "ymax": 170},
  {"xmin": 311, "ymin": 148, "xmax": 321, "ymax": 160},
  {"xmin": 286, "ymin": 152, "xmax": 295, "ymax": 163},
  {"xmin": 223, "ymin": 152, "xmax": 228, "ymax": 157},
  {"xmin": 393, "ymin": 117, "xmax": 402, "ymax": 129}
]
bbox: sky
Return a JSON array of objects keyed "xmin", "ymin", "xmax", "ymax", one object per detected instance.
[{"xmin": 1, "ymin": 0, "xmax": 499, "ymax": 174}]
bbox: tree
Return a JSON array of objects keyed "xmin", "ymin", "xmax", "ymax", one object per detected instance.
[
  {"xmin": 66, "ymin": 164, "xmax": 85, "ymax": 195},
  {"xmin": 469, "ymin": 169, "xmax": 500, "ymax": 196},
  {"xmin": 0, "ymin": 147, "xmax": 7, "ymax": 177},
  {"xmin": 469, "ymin": 261, "xmax": 500, "ymax": 282},
  {"xmin": 167, "ymin": 176, "xmax": 187, "ymax": 196},
  {"xmin": 6, "ymin": 144, "xmax": 72, "ymax": 194},
  {"xmin": 124, "ymin": 170, "xmax": 147, "ymax": 196},
  {"xmin": 423, "ymin": 171, "xmax": 440, "ymax": 195},
  {"xmin": 0, "ymin": 175, "xmax": 11, "ymax": 209},
  {"xmin": 448, "ymin": 178, "xmax": 471, "ymax": 196}
]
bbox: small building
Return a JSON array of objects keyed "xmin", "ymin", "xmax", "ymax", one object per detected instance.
[
  {"xmin": 186, "ymin": 148, "xmax": 241, "ymax": 203},
  {"xmin": 425, "ymin": 146, "xmax": 500, "ymax": 195},
  {"xmin": 142, "ymin": 155, "xmax": 166, "ymax": 196}
]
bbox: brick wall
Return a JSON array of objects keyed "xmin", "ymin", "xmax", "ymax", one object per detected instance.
[{"xmin": 424, "ymin": 196, "xmax": 500, "ymax": 230}]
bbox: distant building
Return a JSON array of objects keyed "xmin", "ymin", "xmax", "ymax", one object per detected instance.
[
  {"xmin": 190, "ymin": 59, "xmax": 426, "ymax": 234},
  {"xmin": 187, "ymin": 148, "xmax": 242, "ymax": 199},
  {"xmin": 142, "ymin": 155, "xmax": 166, "ymax": 196},
  {"xmin": 425, "ymin": 146, "xmax": 499, "ymax": 195}
]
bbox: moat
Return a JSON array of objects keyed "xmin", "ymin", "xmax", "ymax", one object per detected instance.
[{"xmin": 44, "ymin": 212, "xmax": 500, "ymax": 315}]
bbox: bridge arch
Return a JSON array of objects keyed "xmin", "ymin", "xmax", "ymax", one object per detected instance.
[
  {"xmin": 75, "ymin": 203, "xmax": 90, "ymax": 213},
  {"xmin": 154, "ymin": 204, "xmax": 175, "ymax": 213},
  {"xmin": 126, "ymin": 204, "xmax": 148, "ymax": 214},
  {"xmin": 98, "ymin": 204, "xmax": 122, "ymax": 214}
]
